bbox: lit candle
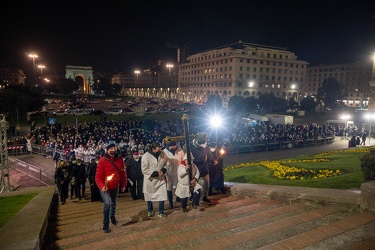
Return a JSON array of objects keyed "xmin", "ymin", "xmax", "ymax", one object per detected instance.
[
  {"xmin": 220, "ymin": 148, "xmax": 225, "ymax": 155},
  {"xmin": 105, "ymin": 174, "xmax": 115, "ymax": 188}
]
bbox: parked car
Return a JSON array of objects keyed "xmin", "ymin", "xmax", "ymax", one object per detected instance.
[
  {"xmin": 128, "ymin": 102, "xmax": 140, "ymax": 108},
  {"xmin": 109, "ymin": 104, "xmax": 122, "ymax": 110},
  {"xmin": 47, "ymin": 108, "xmax": 56, "ymax": 116},
  {"xmin": 70, "ymin": 109, "xmax": 86, "ymax": 116},
  {"xmin": 90, "ymin": 109, "xmax": 105, "ymax": 115},
  {"xmin": 122, "ymin": 107, "xmax": 134, "ymax": 114},
  {"xmin": 144, "ymin": 107, "xmax": 156, "ymax": 114},
  {"xmin": 104, "ymin": 109, "xmax": 122, "ymax": 115},
  {"xmin": 83, "ymin": 107, "xmax": 94, "ymax": 113},
  {"xmin": 30, "ymin": 111, "xmax": 50, "ymax": 117},
  {"xmin": 53, "ymin": 110, "xmax": 68, "ymax": 116},
  {"xmin": 157, "ymin": 108, "xmax": 170, "ymax": 114}
]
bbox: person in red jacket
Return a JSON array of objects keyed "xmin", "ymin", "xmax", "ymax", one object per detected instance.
[{"xmin": 95, "ymin": 142, "xmax": 127, "ymax": 233}]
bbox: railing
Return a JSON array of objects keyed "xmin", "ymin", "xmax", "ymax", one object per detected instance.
[
  {"xmin": 225, "ymin": 136, "xmax": 335, "ymax": 155},
  {"xmin": 8, "ymin": 157, "xmax": 54, "ymax": 186}
]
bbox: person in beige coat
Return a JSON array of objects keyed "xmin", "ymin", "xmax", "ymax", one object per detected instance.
[
  {"xmin": 163, "ymin": 141, "xmax": 185, "ymax": 209},
  {"xmin": 175, "ymin": 153, "xmax": 202, "ymax": 212}
]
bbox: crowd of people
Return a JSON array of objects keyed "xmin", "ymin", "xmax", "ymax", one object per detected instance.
[
  {"xmin": 9, "ymin": 115, "xmax": 369, "ymax": 162},
  {"xmin": 18, "ymin": 116, "xmax": 369, "ymax": 233}
]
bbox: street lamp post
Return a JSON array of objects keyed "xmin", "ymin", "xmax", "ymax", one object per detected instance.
[
  {"xmin": 28, "ymin": 52, "xmax": 38, "ymax": 83},
  {"xmin": 134, "ymin": 70, "xmax": 140, "ymax": 80},
  {"xmin": 38, "ymin": 65, "xmax": 46, "ymax": 77},
  {"xmin": 166, "ymin": 63, "xmax": 174, "ymax": 75},
  {"xmin": 28, "ymin": 53, "xmax": 38, "ymax": 72}
]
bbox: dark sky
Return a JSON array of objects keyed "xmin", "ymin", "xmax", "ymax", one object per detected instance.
[{"xmin": 1, "ymin": 0, "xmax": 375, "ymax": 74}]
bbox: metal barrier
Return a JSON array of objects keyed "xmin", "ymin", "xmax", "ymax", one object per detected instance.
[
  {"xmin": 8, "ymin": 157, "xmax": 54, "ymax": 186},
  {"xmin": 7, "ymin": 145, "xmax": 27, "ymax": 155},
  {"xmin": 8, "ymin": 136, "xmax": 335, "ymax": 160},
  {"xmin": 225, "ymin": 137, "xmax": 335, "ymax": 155}
]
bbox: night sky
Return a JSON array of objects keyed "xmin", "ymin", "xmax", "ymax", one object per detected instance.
[{"xmin": 1, "ymin": 0, "xmax": 375, "ymax": 74}]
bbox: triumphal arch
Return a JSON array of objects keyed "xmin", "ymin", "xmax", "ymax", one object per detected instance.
[{"xmin": 65, "ymin": 65, "xmax": 94, "ymax": 94}]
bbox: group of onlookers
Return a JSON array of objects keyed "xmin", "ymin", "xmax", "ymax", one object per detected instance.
[{"xmin": 54, "ymin": 133, "xmax": 226, "ymax": 233}]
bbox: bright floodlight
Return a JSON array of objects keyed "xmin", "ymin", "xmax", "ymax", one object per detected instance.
[
  {"xmin": 341, "ymin": 114, "xmax": 351, "ymax": 120},
  {"xmin": 210, "ymin": 115, "xmax": 222, "ymax": 128}
]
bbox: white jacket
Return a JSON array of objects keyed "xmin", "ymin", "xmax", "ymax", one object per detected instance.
[
  {"xmin": 141, "ymin": 150, "xmax": 172, "ymax": 201},
  {"xmin": 175, "ymin": 161, "xmax": 201, "ymax": 199}
]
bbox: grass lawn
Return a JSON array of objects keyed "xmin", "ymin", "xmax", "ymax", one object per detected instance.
[
  {"xmin": 223, "ymin": 146, "xmax": 370, "ymax": 189},
  {"xmin": 0, "ymin": 193, "xmax": 37, "ymax": 227}
]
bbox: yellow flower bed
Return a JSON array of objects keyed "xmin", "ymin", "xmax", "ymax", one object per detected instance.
[
  {"xmin": 260, "ymin": 160, "xmax": 340, "ymax": 180},
  {"xmin": 223, "ymin": 146, "xmax": 375, "ymax": 180},
  {"xmin": 224, "ymin": 158, "xmax": 340, "ymax": 180},
  {"xmin": 311, "ymin": 146, "xmax": 373, "ymax": 157}
]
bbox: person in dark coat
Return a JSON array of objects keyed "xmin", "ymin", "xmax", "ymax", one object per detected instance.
[
  {"xmin": 68, "ymin": 158, "xmax": 77, "ymax": 199},
  {"xmin": 54, "ymin": 160, "xmax": 70, "ymax": 205},
  {"xmin": 191, "ymin": 133, "xmax": 214, "ymax": 204},
  {"xmin": 74, "ymin": 158, "xmax": 87, "ymax": 200},
  {"xmin": 88, "ymin": 156, "xmax": 102, "ymax": 202},
  {"xmin": 208, "ymin": 142, "xmax": 225, "ymax": 195},
  {"xmin": 360, "ymin": 132, "xmax": 367, "ymax": 146},
  {"xmin": 125, "ymin": 151, "xmax": 144, "ymax": 200}
]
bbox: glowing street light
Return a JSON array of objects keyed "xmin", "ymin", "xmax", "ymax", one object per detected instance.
[
  {"xmin": 28, "ymin": 52, "xmax": 38, "ymax": 73},
  {"xmin": 134, "ymin": 70, "xmax": 140, "ymax": 79},
  {"xmin": 38, "ymin": 65, "xmax": 46, "ymax": 76},
  {"xmin": 166, "ymin": 63, "xmax": 174, "ymax": 75}
]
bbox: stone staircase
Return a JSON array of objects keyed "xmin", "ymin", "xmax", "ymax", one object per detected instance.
[{"xmin": 42, "ymin": 190, "xmax": 375, "ymax": 250}]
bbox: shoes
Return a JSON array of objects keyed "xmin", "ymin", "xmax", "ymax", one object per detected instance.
[
  {"xmin": 203, "ymin": 196, "xmax": 212, "ymax": 204},
  {"xmin": 110, "ymin": 216, "xmax": 118, "ymax": 225},
  {"xmin": 194, "ymin": 206, "xmax": 205, "ymax": 211},
  {"xmin": 103, "ymin": 224, "xmax": 111, "ymax": 233},
  {"xmin": 158, "ymin": 213, "xmax": 167, "ymax": 218},
  {"xmin": 148, "ymin": 211, "xmax": 154, "ymax": 217},
  {"xmin": 181, "ymin": 208, "xmax": 187, "ymax": 213}
]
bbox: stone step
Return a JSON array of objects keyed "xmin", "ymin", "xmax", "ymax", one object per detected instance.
[{"xmin": 42, "ymin": 190, "xmax": 375, "ymax": 249}]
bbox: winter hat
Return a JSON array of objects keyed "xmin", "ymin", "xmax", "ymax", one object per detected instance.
[
  {"xmin": 106, "ymin": 141, "xmax": 116, "ymax": 151},
  {"xmin": 168, "ymin": 141, "xmax": 177, "ymax": 147},
  {"xmin": 133, "ymin": 151, "xmax": 139, "ymax": 155},
  {"xmin": 196, "ymin": 133, "xmax": 207, "ymax": 145}
]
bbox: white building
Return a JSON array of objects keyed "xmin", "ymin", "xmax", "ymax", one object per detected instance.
[
  {"xmin": 305, "ymin": 61, "xmax": 373, "ymax": 108},
  {"xmin": 178, "ymin": 41, "xmax": 308, "ymax": 108},
  {"xmin": 0, "ymin": 67, "xmax": 26, "ymax": 88}
]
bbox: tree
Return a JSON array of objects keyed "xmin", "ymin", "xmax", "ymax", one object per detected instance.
[
  {"xmin": 300, "ymin": 96, "xmax": 318, "ymax": 112},
  {"xmin": 244, "ymin": 96, "xmax": 259, "ymax": 113},
  {"xmin": 0, "ymin": 85, "xmax": 45, "ymax": 117},
  {"xmin": 288, "ymin": 98, "xmax": 299, "ymax": 110},
  {"xmin": 228, "ymin": 95, "xmax": 245, "ymax": 113},
  {"xmin": 259, "ymin": 93, "xmax": 276, "ymax": 112},
  {"xmin": 206, "ymin": 95, "xmax": 223, "ymax": 112},
  {"xmin": 316, "ymin": 77, "xmax": 345, "ymax": 111},
  {"xmin": 55, "ymin": 78, "xmax": 79, "ymax": 96}
]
